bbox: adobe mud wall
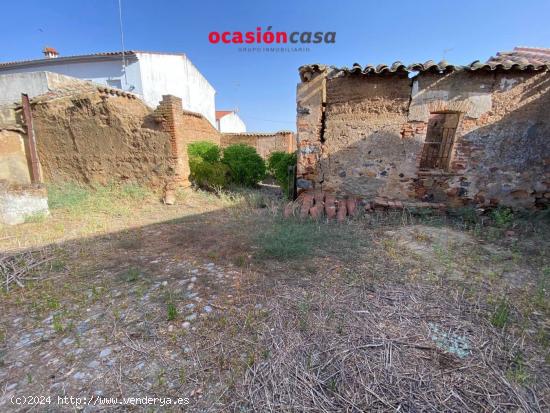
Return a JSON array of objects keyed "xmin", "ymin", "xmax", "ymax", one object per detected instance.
[
  {"xmin": 221, "ymin": 131, "xmax": 295, "ymax": 158},
  {"xmin": 297, "ymin": 69, "xmax": 550, "ymax": 208},
  {"xmin": 0, "ymin": 105, "xmax": 31, "ymax": 186},
  {"xmin": 31, "ymin": 91, "xmax": 175, "ymax": 188}
]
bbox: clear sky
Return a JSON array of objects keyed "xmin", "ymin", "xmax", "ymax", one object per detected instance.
[{"xmin": 1, "ymin": 0, "xmax": 548, "ymax": 131}]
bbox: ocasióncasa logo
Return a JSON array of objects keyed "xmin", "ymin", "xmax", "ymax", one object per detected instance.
[{"xmin": 208, "ymin": 26, "xmax": 336, "ymax": 45}]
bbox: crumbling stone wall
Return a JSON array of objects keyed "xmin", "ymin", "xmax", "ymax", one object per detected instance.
[
  {"xmin": 221, "ymin": 131, "xmax": 295, "ymax": 158},
  {"xmin": 297, "ymin": 68, "xmax": 550, "ymax": 208},
  {"xmin": 321, "ymin": 75, "xmax": 412, "ymax": 198},
  {"xmin": 407, "ymin": 70, "xmax": 550, "ymax": 208}
]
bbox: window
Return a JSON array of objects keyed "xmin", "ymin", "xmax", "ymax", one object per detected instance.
[
  {"xmin": 106, "ymin": 79, "xmax": 122, "ymax": 89},
  {"xmin": 419, "ymin": 112, "xmax": 460, "ymax": 170}
]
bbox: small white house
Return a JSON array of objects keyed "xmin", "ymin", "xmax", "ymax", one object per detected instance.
[
  {"xmin": 0, "ymin": 49, "xmax": 217, "ymax": 126},
  {"xmin": 216, "ymin": 110, "xmax": 246, "ymax": 133}
]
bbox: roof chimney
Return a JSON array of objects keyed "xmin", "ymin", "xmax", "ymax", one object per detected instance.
[{"xmin": 42, "ymin": 47, "xmax": 59, "ymax": 59}]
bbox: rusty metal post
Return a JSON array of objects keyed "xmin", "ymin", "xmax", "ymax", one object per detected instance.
[{"xmin": 21, "ymin": 93, "xmax": 43, "ymax": 184}]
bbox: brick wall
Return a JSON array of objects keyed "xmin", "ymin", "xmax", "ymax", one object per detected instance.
[
  {"xmin": 181, "ymin": 110, "xmax": 220, "ymax": 146},
  {"xmin": 154, "ymin": 96, "xmax": 222, "ymax": 188},
  {"xmin": 296, "ymin": 68, "xmax": 550, "ymax": 208},
  {"xmin": 153, "ymin": 95, "xmax": 188, "ymax": 188}
]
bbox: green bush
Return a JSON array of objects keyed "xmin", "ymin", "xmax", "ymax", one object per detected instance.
[
  {"xmin": 267, "ymin": 151, "xmax": 297, "ymax": 195},
  {"xmin": 187, "ymin": 141, "xmax": 221, "ymax": 163},
  {"xmin": 222, "ymin": 144, "xmax": 266, "ymax": 187},
  {"xmin": 188, "ymin": 157, "xmax": 230, "ymax": 189},
  {"xmin": 187, "ymin": 141, "xmax": 229, "ymax": 189}
]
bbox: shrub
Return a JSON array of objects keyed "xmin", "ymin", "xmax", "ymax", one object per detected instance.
[
  {"xmin": 187, "ymin": 141, "xmax": 230, "ymax": 189},
  {"xmin": 187, "ymin": 141, "xmax": 221, "ymax": 163},
  {"xmin": 267, "ymin": 151, "xmax": 297, "ymax": 195},
  {"xmin": 188, "ymin": 157, "xmax": 230, "ymax": 189},
  {"xmin": 222, "ymin": 144, "xmax": 266, "ymax": 187}
]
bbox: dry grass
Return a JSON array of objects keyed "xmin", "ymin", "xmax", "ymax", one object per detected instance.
[
  {"xmin": 0, "ymin": 186, "xmax": 549, "ymax": 411},
  {"xmin": 233, "ymin": 269, "xmax": 545, "ymax": 411},
  {"xmin": 0, "ymin": 183, "xmax": 249, "ymax": 252}
]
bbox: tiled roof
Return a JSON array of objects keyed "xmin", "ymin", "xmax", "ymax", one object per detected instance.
[
  {"xmin": 0, "ymin": 51, "xmax": 186, "ymax": 69},
  {"xmin": 31, "ymin": 82, "xmax": 138, "ymax": 104},
  {"xmin": 487, "ymin": 46, "xmax": 550, "ymax": 66},
  {"xmin": 299, "ymin": 50, "xmax": 550, "ymax": 81},
  {"xmin": 215, "ymin": 110, "xmax": 234, "ymax": 120}
]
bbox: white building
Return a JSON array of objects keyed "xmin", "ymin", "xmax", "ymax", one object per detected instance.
[
  {"xmin": 216, "ymin": 110, "xmax": 246, "ymax": 133},
  {"xmin": 0, "ymin": 49, "xmax": 217, "ymax": 126}
]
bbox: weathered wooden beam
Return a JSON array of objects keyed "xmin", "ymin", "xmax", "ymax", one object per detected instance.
[{"xmin": 21, "ymin": 93, "xmax": 43, "ymax": 184}]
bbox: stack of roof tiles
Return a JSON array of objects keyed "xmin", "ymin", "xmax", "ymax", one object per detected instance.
[{"xmin": 299, "ymin": 47, "xmax": 550, "ymax": 80}]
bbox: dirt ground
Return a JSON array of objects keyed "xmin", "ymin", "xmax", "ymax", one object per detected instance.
[{"xmin": 0, "ymin": 185, "xmax": 549, "ymax": 412}]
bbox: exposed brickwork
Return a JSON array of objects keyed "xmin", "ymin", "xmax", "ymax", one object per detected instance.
[
  {"xmin": 154, "ymin": 97, "xmax": 223, "ymax": 190},
  {"xmin": 154, "ymin": 95, "xmax": 190, "ymax": 189},
  {"xmin": 296, "ymin": 72, "xmax": 326, "ymax": 189}
]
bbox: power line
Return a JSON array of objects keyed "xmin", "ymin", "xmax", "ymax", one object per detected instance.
[
  {"xmin": 118, "ymin": 0, "xmax": 128, "ymax": 86},
  {"xmin": 245, "ymin": 116, "xmax": 295, "ymax": 124}
]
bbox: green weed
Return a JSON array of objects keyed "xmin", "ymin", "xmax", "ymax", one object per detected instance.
[
  {"xmin": 46, "ymin": 183, "xmax": 153, "ymax": 215},
  {"xmin": 491, "ymin": 207, "xmax": 514, "ymax": 228},
  {"xmin": 124, "ymin": 268, "xmax": 141, "ymax": 282},
  {"xmin": 24, "ymin": 212, "xmax": 48, "ymax": 224},
  {"xmin": 52, "ymin": 314, "xmax": 64, "ymax": 333},
  {"xmin": 167, "ymin": 302, "xmax": 178, "ymax": 321},
  {"xmin": 47, "ymin": 183, "xmax": 89, "ymax": 210},
  {"xmin": 491, "ymin": 299, "xmax": 510, "ymax": 328},
  {"xmin": 255, "ymin": 218, "xmax": 362, "ymax": 260},
  {"xmin": 506, "ymin": 351, "xmax": 529, "ymax": 384}
]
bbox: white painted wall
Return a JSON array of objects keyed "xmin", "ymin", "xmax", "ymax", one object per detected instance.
[
  {"xmin": 0, "ymin": 71, "xmax": 92, "ymax": 105},
  {"xmin": 0, "ymin": 53, "xmax": 217, "ymax": 125},
  {"xmin": 0, "ymin": 57, "xmax": 143, "ymax": 96},
  {"xmin": 136, "ymin": 53, "xmax": 216, "ymax": 125},
  {"xmin": 218, "ymin": 112, "xmax": 246, "ymax": 133},
  {"xmin": 0, "ymin": 72, "xmax": 50, "ymax": 105}
]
